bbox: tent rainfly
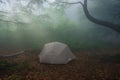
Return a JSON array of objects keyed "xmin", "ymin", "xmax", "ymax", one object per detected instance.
[{"xmin": 39, "ymin": 42, "xmax": 76, "ymax": 64}]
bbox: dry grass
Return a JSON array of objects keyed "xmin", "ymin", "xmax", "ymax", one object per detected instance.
[{"xmin": 0, "ymin": 49, "xmax": 120, "ymax": 80}]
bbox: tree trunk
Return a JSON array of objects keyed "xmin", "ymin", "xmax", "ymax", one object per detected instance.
[{"xmin": 82, "ymin": 0, "xmax": 120, "ymax": 33}]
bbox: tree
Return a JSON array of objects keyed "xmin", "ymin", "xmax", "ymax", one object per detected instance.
[
  {"xmin": 0, "ymin": 0, "xmax": 120, "ymax": 33},
  {"xmin": 58, "ymin": 0, "xmax": 120, "ymax": 33},
  {"xmin": 0, "ymin": 0, "xmax": 120, "ymax": 57}
]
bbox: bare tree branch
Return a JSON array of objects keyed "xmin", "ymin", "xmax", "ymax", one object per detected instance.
[
  {"xmin": 59, "ymin": 1, "xmax": 83, "ymax": 6},
  {"xmin": 60, "ymin": 0, "xmax": 120, "ymax": 33},
  {"xmin": 83, "ymin": 0, "xmax": 120, "ymax": 33},
  {"xmin": 0, "ymin": 18, "xmax": 27, "ymax": 24}
]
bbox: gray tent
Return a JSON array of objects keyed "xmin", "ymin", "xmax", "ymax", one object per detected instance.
[{"xmin": 39, "ymin": 42, "xmax": 76, "ymax": 64}]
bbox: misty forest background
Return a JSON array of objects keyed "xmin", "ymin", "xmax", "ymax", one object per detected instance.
[{"xmin": 0, "ymin": 0, "xmax": 120, "ymax": 50}]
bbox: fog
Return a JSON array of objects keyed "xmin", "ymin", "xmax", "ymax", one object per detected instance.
[
  {"xmin": 65, "ymin": 0, "xmax": 120, "ymax": 49},
  {"xmin": 0, "ymin": 0, "xmax": 120, "ymax": 50}
]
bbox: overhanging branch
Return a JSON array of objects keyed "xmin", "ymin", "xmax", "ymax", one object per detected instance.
[
  {"xmin": 0, "ymin": 18, "xmax": 27, "ymax": 24},
  {"xmin": 59, "ymin": 1, "xmax": 83, "ymax": 6},
  {"xmin": 59, "ymin": 0, "xmax": 120, "ymax": 33},
  {"xmin": 0, "ymin": 11, "xmax": 27, "ymax": 24}
]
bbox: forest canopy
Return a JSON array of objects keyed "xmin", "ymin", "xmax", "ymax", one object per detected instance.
[{"xmin": 0, "ymin": 0, "xmax": 120, "ymax": 50}]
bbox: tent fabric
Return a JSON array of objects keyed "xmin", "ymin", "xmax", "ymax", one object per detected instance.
[{"xmin": 39, "ymin": 42, "xmax": 76, "ymax": 64}]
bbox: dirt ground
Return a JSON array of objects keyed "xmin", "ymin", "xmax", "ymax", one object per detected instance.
[{"xmin": 0, "ymin": 49, "xmax": 120, "ymax": 80}]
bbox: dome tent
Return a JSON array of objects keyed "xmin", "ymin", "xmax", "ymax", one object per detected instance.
[{"xmin": 39, "ymin": 42, "xmax": 76, "ymax": 64}]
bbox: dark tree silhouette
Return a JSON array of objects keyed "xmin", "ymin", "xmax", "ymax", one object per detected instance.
[
  {"xmin": 61, "ymin": 0, "xmax": 120, "ymax": 33},
  {"xmin": 0, "ymin": 0, "xmax": 120, "ymax": 32}
]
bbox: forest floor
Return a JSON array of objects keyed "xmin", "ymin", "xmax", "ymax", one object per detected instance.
[{"xmin": 0, "ymin": 49, "xmax": 120, "ymax": 80}]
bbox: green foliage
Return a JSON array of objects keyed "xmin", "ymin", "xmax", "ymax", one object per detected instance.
[
  {"xmin": 0, "ymin": 15, "xmax": 118, "ymax": 50},
  {"xmin": 20, "ymin": 61, "xmax": 30, "ymax": 69},
  {"xmin": 0, "ymin": 60, "xmax": 9, "ymax": 69},
  {"xmin": 0, "ymin": 60, "xmax": 17, "ymax": 71},
  {"xmin": 0, "ymin": 0, "xmax": 119, "ymax": 50}
]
